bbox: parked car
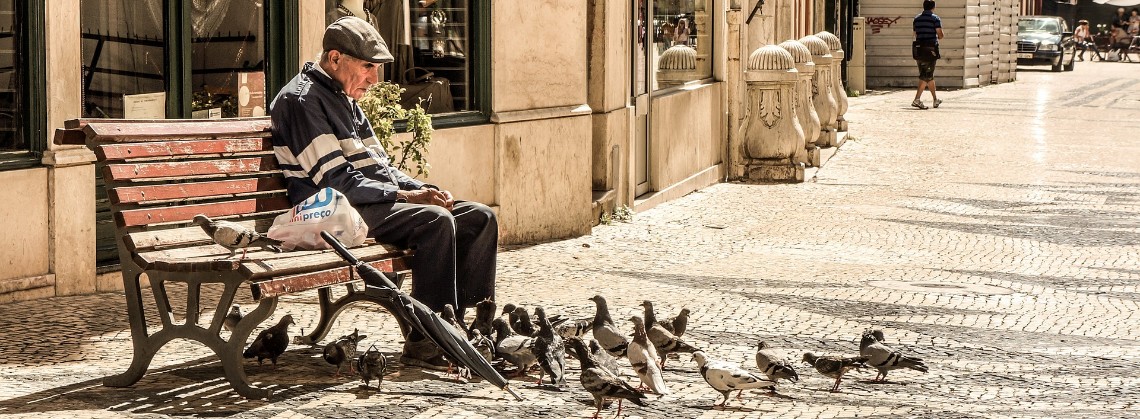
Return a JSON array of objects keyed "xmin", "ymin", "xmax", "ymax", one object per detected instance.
[{"xmin": 1017, "ymin": 16, "xmax": 1076, "ymax": 72}]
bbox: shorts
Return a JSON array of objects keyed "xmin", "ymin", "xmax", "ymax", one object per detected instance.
[{"xmin": 917, "ymin": 60, "xmax": 937, "ymax": 81}]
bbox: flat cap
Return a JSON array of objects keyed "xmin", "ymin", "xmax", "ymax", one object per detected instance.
[{"xmin": 322, "ymin": 16, "xmax": 394, "ymax": 63}]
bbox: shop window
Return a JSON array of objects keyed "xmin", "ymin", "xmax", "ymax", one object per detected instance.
[
  {"xmin": 190, "ymin": 1, "xmax": 266, "ymax": 118},
  {"xmin": 651, "ymin": 0, "xmax": 713, "ymax": 89},
  {"xmin": 325, "ymin": 0, "xmax": 481, "ymax": 115},
  {"xmin": 0, "ymin": 0, "xmax": 20, "ymax": 151},
  {"xmin": 80, "ymin": 1, "xmax": 167, "ymax": 119}
]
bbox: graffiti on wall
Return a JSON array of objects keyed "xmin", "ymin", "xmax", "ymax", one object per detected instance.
[{"xmin": 866, "ymin": 16, "xmax": 904, "ymax": 34}]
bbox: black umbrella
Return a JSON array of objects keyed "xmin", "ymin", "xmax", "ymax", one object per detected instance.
[{"xmin": 320, "ymin": 231, "xmax": 524, "ymax": 401}]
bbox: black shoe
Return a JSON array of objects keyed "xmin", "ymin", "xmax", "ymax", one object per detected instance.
[{"xmin": 400, "ymin": 339, "xmax": 451, "ymax": 371}]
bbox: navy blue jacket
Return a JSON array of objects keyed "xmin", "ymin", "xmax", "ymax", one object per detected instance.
[{"xmin": 269, "ymin": 62, "xmax": 425, "ymax": 206}]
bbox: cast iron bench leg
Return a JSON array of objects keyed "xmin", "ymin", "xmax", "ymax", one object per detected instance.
[
  {"xmin": 103, "ymin": 268, "xmax": 157, "ymax": 389},
  {"xmin": 295, "ymin": 283, "xmax": 411, "ymax": 345}
]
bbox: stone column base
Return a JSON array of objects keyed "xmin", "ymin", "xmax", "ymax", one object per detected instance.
[
  {"xmin": 837, "ymin": 118, "xmax": 848, "ymax": 132},
  {"xmin": 743, "ymin": 159, "xmax": 805, "ymax": 183},
  {"xmin": 816, "ymin": 130, "xmax": 837, "ymax": 148},
  {"xmin": 802, "ymin": 147, "xmax": 821, "ymax": 167}
]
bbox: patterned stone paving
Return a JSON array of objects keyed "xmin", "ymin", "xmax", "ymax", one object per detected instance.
[{"xmin": 2, "ymin": 63, "xmax": 1140, "ymax": 418}]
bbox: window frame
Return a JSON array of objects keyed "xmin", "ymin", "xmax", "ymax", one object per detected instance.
[{"xmin": 0, "ymin": 0, "xmax": 47, "ymax": 171}]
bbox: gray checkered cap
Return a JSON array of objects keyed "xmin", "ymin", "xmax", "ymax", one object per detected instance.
[{"xmin": 322, "ymin": 16, "xmax": 394, "ymax": 64}]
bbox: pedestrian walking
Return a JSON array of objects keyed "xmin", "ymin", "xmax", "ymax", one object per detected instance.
[
  {"xmin": 912, "ymin": 0, "xmax": 944, "ymax": 110},
  {"xmin": 1074, "ymin": 20, "xmax": 1100, "ymax": 61}
]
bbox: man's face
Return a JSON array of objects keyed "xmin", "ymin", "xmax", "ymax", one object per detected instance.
[
  {"xmin": 326, "ymin": 51, "xmax": 380, "ymax": 100},
  {"xmin": 1119, "ymin": 8, "xmax": 1125, "ymax": 15}
]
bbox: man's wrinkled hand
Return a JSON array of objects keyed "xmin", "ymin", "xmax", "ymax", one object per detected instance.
[{"xmin": 398, "ymin": 188, "xmax": 455, "ymax": 211}]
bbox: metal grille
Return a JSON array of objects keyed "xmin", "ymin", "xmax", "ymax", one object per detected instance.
[{"xmin": 1017, "ymin": 42, "xmax": 1038, "ymax": 53}]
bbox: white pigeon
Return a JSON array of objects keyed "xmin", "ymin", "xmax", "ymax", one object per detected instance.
[
  {"xmin": 628, "ymin": 316, "xmax": 669, "ymax": 396},
  {"xmin": 755, "ymin": 341, "xmax": 800, "ymax": 385},
  {"xmin": 193, "ymin": 214, "xmax": 282, "ymax": 260},
  {"xmin": 223, "ymin": 304, "xmax": 243, "ymax": 332},
  {"xmin": 692, "ymin": 351, "xmax": 776, "ymax": 407}
]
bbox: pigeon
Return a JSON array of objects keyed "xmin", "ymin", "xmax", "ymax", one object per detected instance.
[
  {"xmin": 642, "ymin": 300, "xmax": 700, "ymax": 367},
  {"xmin": 860, "ymin": 329, "xmax": 929, "ymax": 381},
  {"xmin": 192, "ymin": 214, "xmax": 282, "ymax": 260},
  {"xmin": 323, "ymin": 328, "xmax": 366, "ymax": 378},
  {"xmin": 501, "ymin": 303, "xmax": 520, "ymax": 330},
  {"xmin": 357, "ymin": 344, "xmax": 386, "ymax": 389},
  {"xmin": 692, "ymin": 351, "xmax": 777, "ymax": 407},
  {"xmin": 441, "ymin": 304, "xmax": 469, "ymax": 338},
  {"xmin": 470, "ymin": 329, "xmax": 496, "ymax": 364},
  {"xmin": 661, "ymin": 308, "xmax": 691, "ymax": 338},
  {"xmin": 511, "ymin": 306, "xmax": 538, "ymax": 337},
  {"xmin": 802, "ymin": 352, "xmax": 869, "ymax": 392},
  {"xmin": 492, "ymin": 317, "xmax": 537, "ymax": 376},
  {"xmin": 628, "ymin": 316, "xmax": 669, "ymax": 396},
  {"xmin": 470, "ymin": 298, "xmax": 497, "ymax": 338},
  {"xmin": 532, "ymin": 307, "xmax": 566, "ymax": 386},
  {"xmin": 223, "ymin": 304, "xmax": 243, "ymax": 332},
  {"xmin": 566, "ymin": 337, "xmax": 648, "ymax": 418},
  {"xmin": 568, "ymin": 338, "xmax": 623, "ymax": 376},
  {"xmin": 755, "ymin": 341, "xmax": 800, "ymax": 385},
  {"xmin": 556, "ymin": 318, "xmax": 592, "ymax": 339},
  {"xmin": 243, "ymin": 314, "xmax": 294, "ymax": 366},
  {"xmin": 588, "ymin": 295, "xmax": 629, "ymax": 358}
]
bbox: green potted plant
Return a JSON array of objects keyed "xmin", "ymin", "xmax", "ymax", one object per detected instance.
[{"xmin": 357, "ymin": 82, "xmax": 434, "ymax": 178}]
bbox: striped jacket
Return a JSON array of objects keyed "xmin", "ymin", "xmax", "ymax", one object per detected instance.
[{"xmin": 269, "ymin": 62, "xmax": 425, "ymax": 206}]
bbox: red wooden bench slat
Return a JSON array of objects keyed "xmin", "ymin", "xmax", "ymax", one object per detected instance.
[
  {"xmin": 250, "ymin": 257, "xmax": 411, "ymax": 300},
  {"xmin": 102, "ymin": 157, "xmax": 278, "ymax": 181},
  {"xmin": 96, "ymin": 138, "xmax": 273, "ymax": 160},
  {"xmin": 115, "ymin": 196, "xmax": 292, "ymax": 227},
  {"xmin": 84, "ymin": 118, "xmax": 271, "ymax": 142},
  {"xmin": 110, "ymin": 177, "xmax": 286, "ymax": 205}
]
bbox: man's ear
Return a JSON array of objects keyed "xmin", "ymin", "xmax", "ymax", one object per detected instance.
[{"xmin": 327, "ymin": 50, "xmax": 342, "ymax": 68}]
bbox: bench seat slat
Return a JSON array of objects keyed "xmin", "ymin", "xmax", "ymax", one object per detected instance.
[
  {"xmin": 124, "ymin": 217, "xmax": 279, "ymax": 252},
  {"xmin": 116, "ymin": 196, "xmax": 292, "ymax": 227},
  {"xmin": 85, "ymin": 119, "xmax": 272, "ymax": 142},
  {"xmin": 134, "ymin": 241, "xmax": 407, "ymax": 278},
  {"xmin": 250, "ymin": 257, "xmax": 410, "ymax": 300},
  {"xmin": 240, "ymin": 244, "xmax": 409, "ymax": 280},
  {"xmin": 111, "ymin": 177, "xmax": 286, "ymax": 205},
  {"xmin": 103, "ymin": 157, "xmax": 278, "ymax": 181},
  {"xmin": 97, "ymin": 138, "xmax": 272, "ymax": 160}
]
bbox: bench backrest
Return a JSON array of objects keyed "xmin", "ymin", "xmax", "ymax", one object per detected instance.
[{"xmin": 73, "ymin": 118, "xmax": 291, "ymax": 260}]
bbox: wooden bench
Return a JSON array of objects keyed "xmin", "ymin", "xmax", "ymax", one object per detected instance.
[{"xmin": 57, "ymin": 117, "xmax": 413, "ymax": 399}]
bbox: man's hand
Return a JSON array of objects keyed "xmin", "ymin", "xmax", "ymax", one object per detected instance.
[{"xmin": 397, "ymin": 188, "xmax": 455, "ymax": 211}]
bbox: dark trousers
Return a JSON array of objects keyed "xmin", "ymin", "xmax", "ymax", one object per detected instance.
[{"xmin": 357, "ymin": 201, "xmax": 497, "ymax": 312}]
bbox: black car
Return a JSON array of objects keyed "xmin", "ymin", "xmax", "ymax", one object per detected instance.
[{"xmin": 1017, "ymin": 16, "xmax": 1076, "ymax": 72}]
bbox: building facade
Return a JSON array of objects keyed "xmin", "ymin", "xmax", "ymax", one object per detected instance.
[{"xmin": 0, "ymin": 0, "xmax": 847, "ymax": 302}]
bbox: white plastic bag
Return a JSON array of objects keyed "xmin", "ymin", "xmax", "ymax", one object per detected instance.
[{"xmin": 267, "ymin": 188, "xmax": 369, "ymax": 251}]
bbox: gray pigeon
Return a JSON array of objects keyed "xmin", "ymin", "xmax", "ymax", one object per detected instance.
[
  {"xmin": 589, "ymin": 295, "xmax": 629, "ymax": 358},
  {"xmin": 357, "ymin": 344, "xmax": 386, "ymax": 389},
  {"xmin": 492, "ymin": 317, "xmax": 537, "ymax": 376},
  {"xmin": 511, "ymin": 306, "xmax": 538, "ymax": 337},
  {"xmin": 642, "ymin": 300, "xmax": 700, "ymax": 368},
  {"xmin": 693, "ymin": 351, "xmax": 777, "ymax": 407},
  {"xmin": 755, "ymin": 341, "xmax": 800, "ymax": 385},
  {"xmin": 567, "ymin": 338, "xmax": 623, "ymax": 376},
  {"xmin": 628, "ymin": 316, "xmax": 669, "ymax": 396},
  {"xmin": 441, "ymin": 304, "xmax": 469, "ymax": 338},
  {"xmin": 223, "ymin": 304, "xmax": 243, "ymax": 332},
  {"xmin": 661, "ymin": 308, "xmax": 691, "ymax": 338},
  {"xmin": 802, "ymin": 352, "xmax": 868, "ymax": 392},
  {"xmin": 860, "ymin": 329, "xmax": 928, "ymax": 381},
  {"xmin": 470, "ymin": 329, "xmax": 496, "ymax": 364},
  {"xmin": 470, "ymin": 298, "xmax": 496, "ymax": 338},
  {"xmin": 532, "ymin": 307, "xmax": 566, "ymax": 386},
  {"xmin": 566, "ymin": 337, "xmax": 648, "ymax": 418},
  {"xmin": 193, "ymin": 214, "xmax": 282, "ymax": 260},
  {"xmin": 243, "ymin": 314, "xmax": 294, "ymax": 366},
  {"xmin": 556, "ymin": 318, "xmax": 592, "ymax": 339},
  {"xmin": 323, "ymin": 328, "xmax": 366, "ymax": 378}
]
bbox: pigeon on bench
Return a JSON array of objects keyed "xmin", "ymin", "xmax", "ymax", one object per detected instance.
[
  {"xmin": 859, "ymin": 329, "xmax": 928, "ymax": 382},
  {"xmin": 193, "ymin": 214, "xmax": 282, "ymax": 260},
  {"xmin": 243, "ymin": 314, "xmax": 295, "ymax": 366}
]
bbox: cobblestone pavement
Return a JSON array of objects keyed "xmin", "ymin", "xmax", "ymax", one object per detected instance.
[{"xmin": 3, "ymin": 62, "xmax": 1140, "ymax": 418}]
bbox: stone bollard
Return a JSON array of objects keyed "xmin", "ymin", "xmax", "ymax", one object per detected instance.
[
  {"xmin": 657, "ymin": 45, "xmax": 700, "ymax": 88},
  {"xmin": 779, "ymin": 39, "xmax": 822, "ymax": 168},
  {"xmin": 817, "ymin": 31, "xmax": 849, "ymax": 132},
  {"xmin": 799, "ymin": 35, "xmax": 837, "ymax": 148},
  {"xmin": 738, "ymin": 45, "xmax": 804, "ymax": 183}
]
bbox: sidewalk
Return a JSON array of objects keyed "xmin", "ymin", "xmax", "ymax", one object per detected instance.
[{"xmin": 2, "ymin": 66, "xmax": 1140, "ymax": 418}]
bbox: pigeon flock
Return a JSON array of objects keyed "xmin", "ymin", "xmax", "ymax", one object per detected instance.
[{"xmin": 235, "ymin": 294, "xmax": 930, "ymax": 416}]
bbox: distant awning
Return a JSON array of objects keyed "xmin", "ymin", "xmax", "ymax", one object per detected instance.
[{"xmin": 1094, "ymin": 0, "xmax": 1140, "ymax": 6}]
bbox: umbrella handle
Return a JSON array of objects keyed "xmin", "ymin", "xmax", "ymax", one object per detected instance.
[{"xmin": 320, "ymin": 231, "xmax": 361, "ymax": 266}]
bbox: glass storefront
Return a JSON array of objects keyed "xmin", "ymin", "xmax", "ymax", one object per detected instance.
[
  {"xmin": 326, "ymin": 0, "xmax": 475, "ymax": 114},
  {"xmin": 0, "ymin": 0, "xmax": 20, "ymax": 150},
  {"xmin": 190, "ymin": 0, "xmax": 266, "ymax": 118},
  {"xmin": 651, "ymin": 0, "xmax": 712, "ymax": 89}
]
